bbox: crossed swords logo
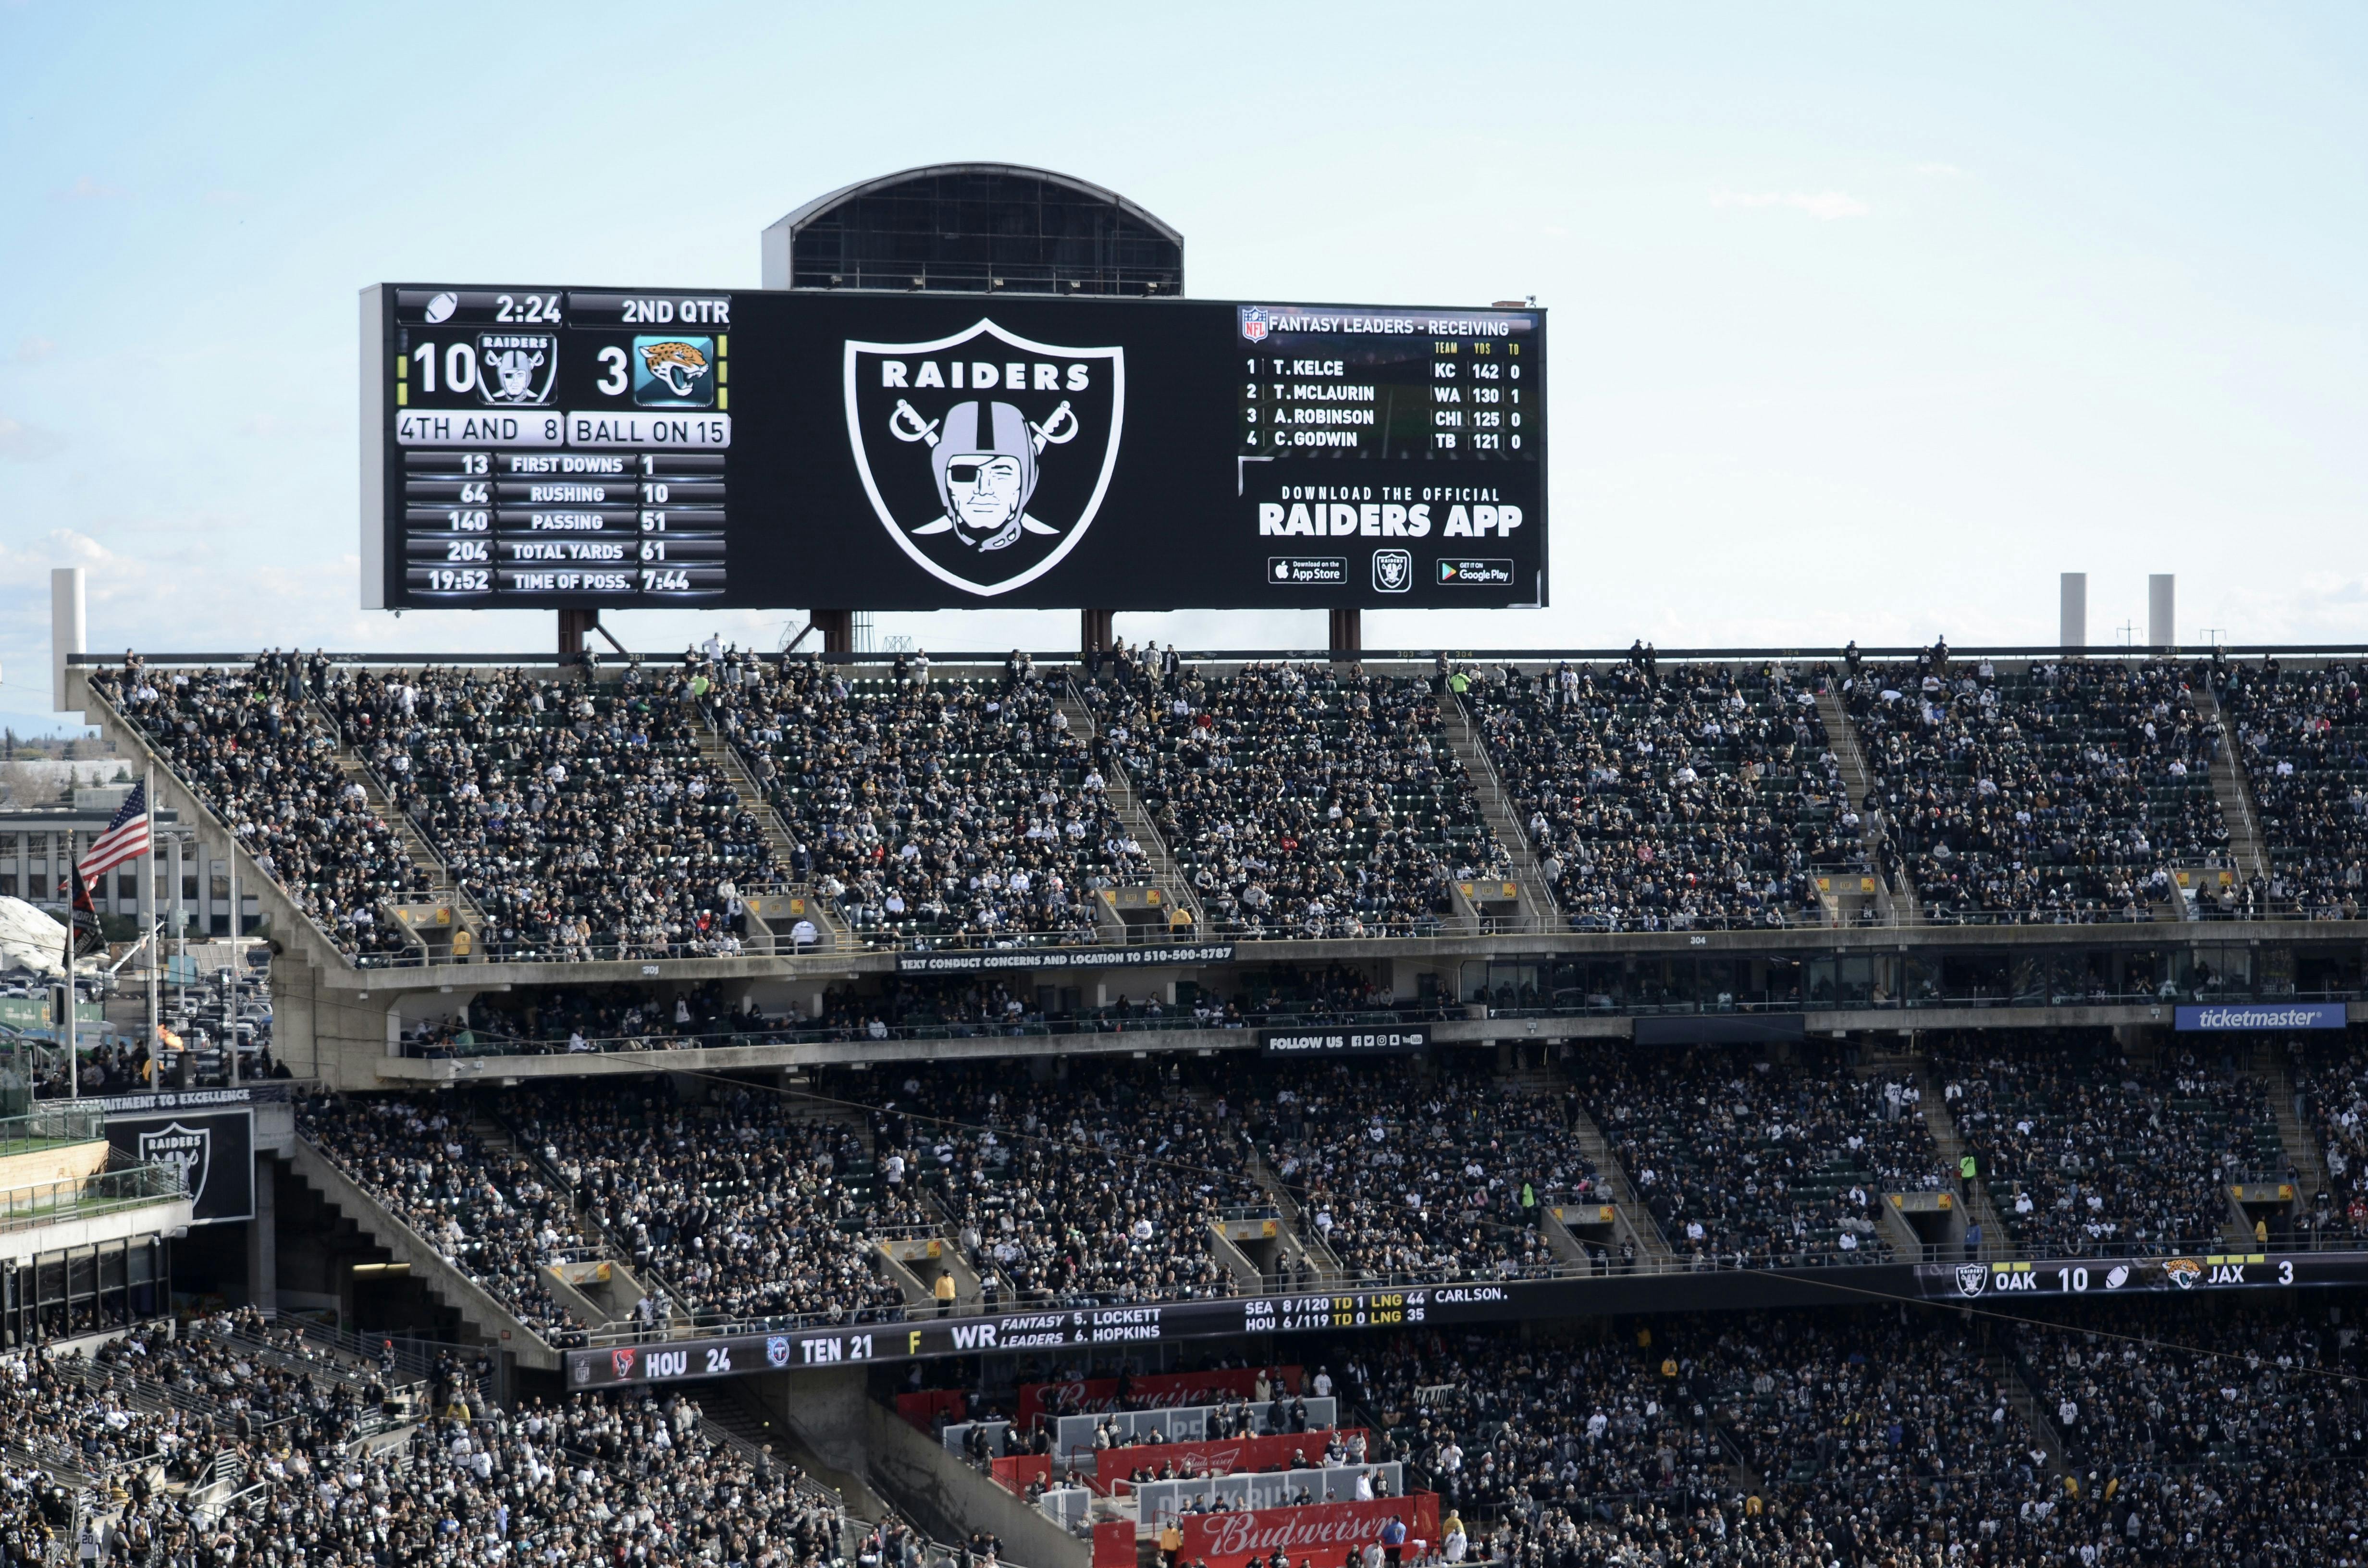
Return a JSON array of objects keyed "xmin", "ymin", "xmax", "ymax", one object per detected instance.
[{"xmin": 887, "ymin": 397, "xmax": 1080, "ymax": 452}]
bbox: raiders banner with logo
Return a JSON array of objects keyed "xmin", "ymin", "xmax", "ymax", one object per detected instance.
[
  {"xmin": 367, "ymin": 288, "xmax": 1546, "ymax": 612},
  {"xmin": 566, "ymin": 1248, "xmax": 2368, "ymax": 1388},
  {"xmin": 105, "ymin": 1108, "xmax": 255, "ymax": 1225}
]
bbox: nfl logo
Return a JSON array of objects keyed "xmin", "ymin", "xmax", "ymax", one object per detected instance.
[{"xmin": 1241, "ymin": 307, "xmax": 1270, "ymax": 343}]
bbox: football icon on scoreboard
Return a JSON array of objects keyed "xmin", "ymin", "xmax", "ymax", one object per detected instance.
[
  {"xmin": 844, "ymin": 318, "xmax": 1124, "ymax": 597},
  {"xmin": 477, "ymin": 333, "xmax": 557, "ymax": 406}
]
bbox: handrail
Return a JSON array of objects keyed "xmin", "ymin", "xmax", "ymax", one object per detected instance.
[{"xmin": 0, "ymin": 1162, "xmax": 187, "ymax": 1232}]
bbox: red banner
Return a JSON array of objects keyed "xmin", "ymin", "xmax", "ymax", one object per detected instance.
[
  {"xmin": 991, "ymin": 1454, "xmax": 1052, "ymax": 1494},
  {"xmin": 1172, "ymin": 1495, "xmax": 1438, "ymax": 1568},
  {"xmin": 1086, "ymin": 1430, "xmax": 1370, "ymax": 1494},
  {"xmin": 1019, "ymin": 1365, "xmax": 1303, "ymax": 1425},
  {"xmin": 1093, "ymin": 1521, "xmax": 1137, "ymax": 1568}
]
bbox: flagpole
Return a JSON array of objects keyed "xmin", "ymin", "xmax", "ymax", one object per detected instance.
[
  {"xmin": 145, "ymin": 764, "xmax": 159, "ymax": 1060},
  {"xmin": 64, "ymin": 831, "xmax": 77, "ymax": 1103}
]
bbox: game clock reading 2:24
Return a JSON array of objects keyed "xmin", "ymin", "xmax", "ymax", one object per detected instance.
[{"xmin": 361, "ymin": 285, "xmax": 733, "ymax": 608}]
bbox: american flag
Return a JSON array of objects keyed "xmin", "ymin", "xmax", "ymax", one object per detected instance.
[{"xmin": 77, "ymin": 780, "xmax": 150, "ymax": 887}]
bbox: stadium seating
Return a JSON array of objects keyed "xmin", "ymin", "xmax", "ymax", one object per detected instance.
[
  {"xmin": 1099, "ymin": 662, "xmax": 1511, "ymax": 939},
  {"xmin": 1465, "ymin": 660, "xmax": 1854, "ymax": 930},
  {"xmin": 1844, "ymin": 657, "xmax": 2228, "ymax": 923},
  {"xmin": 0, "ymin": 1329, "xmax": 846, "ymax": 1568},
  {"xmin": 91, "ymin": 657, "xmax": 430, "ymax": 963},
  {"xmin": 2296, "ymin": 1035, "xmax": 2368, "ymax": 1238},
  {"xmin": 1933, "ymin": 1033, "xmax": 2284, "ymax": 1254},
  {"xmin": 508, "ymin": 1080, "xmax": 914, "ymax": 1331},
  {"xmin": 704, "ymin": 652, "xmax": 1147, "ymax": 945},
  {"xmin": 296, "ymin": 1094, "xmax": 595, "ymax": 1347},
  {"xmin": 323, "ymin": 661, "xmax": 780, "ymax": 961},
  {"xmin": 1580, "ymin": 1047, "xmax": 1942, "ymax": 1264},
  {"xmin": 2223, "ymin": 658, "xmax": 2368, "ymax": 916}
]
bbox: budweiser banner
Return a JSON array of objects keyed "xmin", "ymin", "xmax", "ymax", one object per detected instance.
[
  {"xmin": 1018, "ymin": 1365, "xmax": 1303, "ymax": 1426},
  {"xmin": 1089, "ymin": 1430, "xmax": 1372, "ymax": 1494},
  {"xmin": 1175, "ymin": 1494, "xmax": 1439, "ymax": 1568}
]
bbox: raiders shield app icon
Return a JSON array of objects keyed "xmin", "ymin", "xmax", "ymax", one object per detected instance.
[{"xmin": 844, "ymin": 318, "xmax": 1124, "ymax": 597}]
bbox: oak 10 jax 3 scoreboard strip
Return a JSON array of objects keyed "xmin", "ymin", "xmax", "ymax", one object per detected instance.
[{"xmin": 361, "ymin": 286, "xmax": 1546, "ymax": 611}]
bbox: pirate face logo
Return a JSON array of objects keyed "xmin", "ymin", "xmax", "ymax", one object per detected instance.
[
  {"xmin": 477, "ymin": 333, "xmax": 556, "ymax": 406},
  {"xmin": 845, "ymin": 318, "xmax": 1124, "ymax": 597},
  {"xmin": 137, "ymin": 1122, "xmax": 212, "ymax": 1205}
]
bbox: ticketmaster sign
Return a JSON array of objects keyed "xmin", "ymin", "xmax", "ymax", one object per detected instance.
[{"xmin": 2174, "ymin": 1002, "xmax": 2345, "ymax": 1031}]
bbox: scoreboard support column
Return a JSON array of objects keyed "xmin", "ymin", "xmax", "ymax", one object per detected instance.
[
  {"xmin": 1329, "ymin": 608, "xmax": 1362, "ymax": 660},
  {"xmin": 1081, "ymin": 609, "xmax": 1115, "ymax": 660},
  {"xmin": 812, "ymin": 611, "xmax": 853, "ymax": 655},
  {"xmin": 558, "ymin": 610, "xmax": 600, "ymax": 659}
]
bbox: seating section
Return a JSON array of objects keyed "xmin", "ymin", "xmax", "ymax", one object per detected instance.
[
  {"xmin": 1253, "ymin": 1069, "xmax": 1593, "ymax": 1281},
  {"xmin": 2016, "ymin": 1302, "xmax": 2358, "ymax": 1469},
  {"xmin": 297, "ymin": 1094, "xmax": 594, "ymax": 1347},
  {"xmin": 0, "ymin": 1343, "xmax": 845, "ymax": 1568},
  {"xmin": 2297, "ymin": 1037, "xmax": 2368, "ymax": 1239},
  {"xmin": 1581, "ymin": 1048, "xmax": 1942, "ymax": 1263},
  {"xmin": 706, "ymin": 656, "xmax": 1145, "ymax": 944},
  {"xmin": 1466, "ymin": 661, "xmax": 1854, "ymax": 930},
  {"xmin": 1845, "ymin": 658, "xmax": 2227, "ymax": 922},
  {"xmin": 2223, "ymin": 659, "xmax": 2368, "ymax": 915},
  {"xmin": 326, "ymin": 662, "xmax": 778, "ymax": 960},
  {"xmin": 91, "ymin": 658, "xmax": 429, "ymax": 963},
  {"xmin": 881, "ymin": 1063, "xmax": 1266, "ymax": 1304},
  {"xmin": 1934, "ymin": 1036, "xmax": 2282, "ymax": 1254},
  {"xmin": 511, "ymin": 1081, "xmax": 913, "ymax": 1331},
  {"xmin": 1102, "ymin": 662, "xmax": 1510, "ymax": 938}
]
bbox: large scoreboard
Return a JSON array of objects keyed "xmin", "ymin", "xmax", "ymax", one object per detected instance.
[{"xmin": 361, "ymin": 287, "xmax": 1545, "ymax": 611}]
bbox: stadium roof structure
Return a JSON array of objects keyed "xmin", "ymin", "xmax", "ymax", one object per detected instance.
[{"xmin": 761, "ymin": 163, "xmax": 1185, "ymax": 296}]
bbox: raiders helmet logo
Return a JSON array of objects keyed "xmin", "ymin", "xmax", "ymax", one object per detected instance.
[
  {"xmin": 137, "ymin": 1122, "xmax": 212, "ymax": 1206},
  {"xmin": 844, "ymin": 319, "xmax": 1124, "ymax": 597}
]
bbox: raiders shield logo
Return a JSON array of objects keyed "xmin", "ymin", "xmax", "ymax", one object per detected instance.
[
  {"xmin": 1954, "ymin": 1263, "xmax": 1987, "ymax": 1298},
  {"xmin": 477, "ymin": 333, "xmax": 557, "ymax": 406},
  {"xmin": 1373, "ymin": 549, "xmax": 1413, "ymax": 593},
  {"xmin": 844, "ymin": 318, "xmax": 1124, "ymax": 597},
  {"xmin": 137, "ymin": 1122, "xmax": 212, "ymax": 1206}
]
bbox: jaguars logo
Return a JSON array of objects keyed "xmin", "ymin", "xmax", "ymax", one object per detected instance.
[
  {"xmin": 633, "ymin": 336, "xmax": 716, "ymax": 407},
  {"xmin": 2162, "ymin": 1258, "xmax": 2203, "ymax": 1291}
]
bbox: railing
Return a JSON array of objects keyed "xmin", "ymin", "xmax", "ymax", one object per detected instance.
[
  {"xmin": 0, "ymin": 1161, "xmax": 186, "ymax": 1232},
  {"xmin": 0, "ymin": 1105, "xmax": 105, "ymax": 1153}
]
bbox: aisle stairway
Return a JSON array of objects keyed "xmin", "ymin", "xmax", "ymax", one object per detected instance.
[
  {"xmin": 1443, "ymin": 695, "xmax": 1558, "ymax": 930},
  {"xmin": 1814, "ymin": 687, "xmax": 1910, "ymax": 925},
  {"xmin": 2202, "ymin": 688, "xmax": 2270, "ymax": 883}
]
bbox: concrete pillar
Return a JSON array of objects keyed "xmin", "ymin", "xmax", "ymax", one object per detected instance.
[
  {"xmin": 812, "ymin": 612, "xmax": 853, "ymax": 655},
  {"xmin": 50, "ymin": 567, "xmax": 84, "ymax": 711},
  {"xmin": 1329, "ymin": 608, "xmax": 1362, "ymax": 660},
  {"xmin": 2148, "ymin": 574, "xmax": 2175, "ymax": 649},
  {"xmin": 245, "ymin": 1154, "xmax": 277, "ymax": 1309},
  {"xmin": 1080, "ymin": 609, "xmax": 1114, "ymax": 658},
  {"xmin": 2059, "ymin": 573, "xmax": 2087, "ymax": 652}
]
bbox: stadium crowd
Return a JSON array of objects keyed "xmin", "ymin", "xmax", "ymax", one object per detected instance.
[
  {"xmin": 1096, "ymin": 661, "xmax": 1512, "ymax": 939},
  {"xmin": 297, "ymin": 1094, "xmax": 594, "ymax": 1347},
  {"xmin": 2299, "ymin": 1035, "xmax": 2368, "ymax": 1239},
  {"xmin": 0, "ymin": 1342, "xmax": 849, "ymax": 1568},
  {"xmin": 2224, "ymin": 658, "xmax": 2368, "ymax": 918},
  {"xmin": 323, "ymin": 660, "xmax": 778, "ymax": 961},
  {"xmin": 1843, "ymin": 656, "xmax": 2228, "ymax": 924},
  {"xmin": 1254, "ymin": 1070, "xmax": 1594, "ymax": 1283},
  {"xmin": 509, "ymin": 1081, "xmax": 915, "ymax": 1332},
  {"xmin": 702, "ymin": 650, "xmax": 1147, "ymax": 944},
  {"xmin": 1464, "ymin": 660, "xmax": 1853, "ymax": 931},
  {"xmin": 92, "ymin": 654, "xmax": 430, "ymax": 963},
  {"xmin": 1584, "ymin": 1049, "xmax": 1943, "ymax": 1266},
  {"xmin": 1933, "ymin": 1035, "xmax": 2284, "ymax": 1255}
]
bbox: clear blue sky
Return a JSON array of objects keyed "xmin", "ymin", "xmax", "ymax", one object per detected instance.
[{"xmin": 3, "ymin": 2, "xmax": 2364, "ymax": 729}]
